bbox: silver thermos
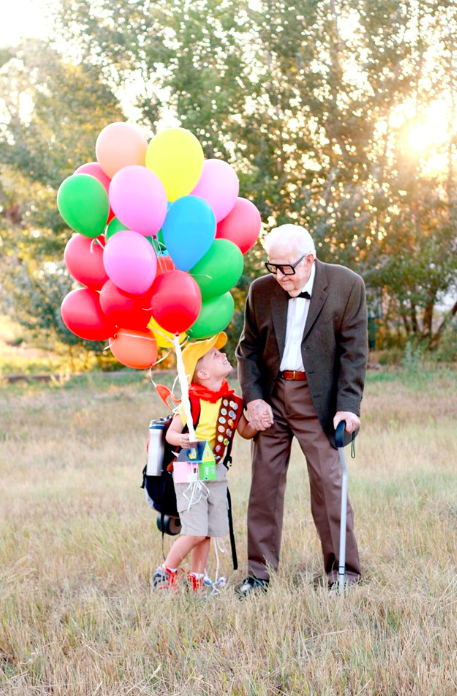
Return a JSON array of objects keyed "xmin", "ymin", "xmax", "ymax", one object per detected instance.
[{"xmin": 146, "ymin": 419, "xmax": 167, "ymax": 476}]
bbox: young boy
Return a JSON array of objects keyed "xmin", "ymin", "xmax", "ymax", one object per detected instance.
[{"xmin": 152, "ymin": 331, "xmax": 258, "ymax": 592}]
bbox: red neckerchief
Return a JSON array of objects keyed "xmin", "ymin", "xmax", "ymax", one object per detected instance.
[{"xmin": 188, "ymin": 380, "xmax": 234, "ymax": 404}]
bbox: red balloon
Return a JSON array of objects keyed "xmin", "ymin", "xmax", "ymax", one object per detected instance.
[
  {"xmin": 74, "ymin": 162, "xmax": 115, "ymax": 222},
  {"xmin": 64, "ymin": 234, "xmax": 108, "ymax": 290},
  {"xmin": 110, "ymin": 328, "xmax": 158, "ymax": 369},
  {"xmin": 61, "ymin": 288, "xmax": 115, "ymax": 340},
  {"xmin": 155, "ymin": 254, "xmax": 175, "ymax": 277},
  {"xmin": 100, "ymin": 280, "xmax": 153, "ymax": 330},
  {"xmin": 150, "ymin": 270, "xmax": 201, "ymax": 334},
  {"xmin": 216, "ymin": 197, "xmax": 261, "ymax": 254}
]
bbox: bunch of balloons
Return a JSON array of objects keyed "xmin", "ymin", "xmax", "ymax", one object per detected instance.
[{"xmin": 57, "ymin": 123, "xmax": 262, "ymax": 369}]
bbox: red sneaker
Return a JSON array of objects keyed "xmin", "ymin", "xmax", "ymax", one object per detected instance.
[
  {"xmin": 152, "ymin": 565, "xmax": 178, "ymax": 591},
  {"xmin": 187, "ymin": 572, "xmax": 207, "ymax": 594}
]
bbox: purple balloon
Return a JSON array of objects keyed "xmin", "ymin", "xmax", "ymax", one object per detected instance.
[
  {"xmin": 103, "ymin": 230, "xmax": 157, "ymax": 295},
  {"xmin": 191, "ymin": 159, "xmax": 239, "ymax": 222},
  {"xmin": 109, "ymin": 165, "xmax": 167, "ymax": 236}
]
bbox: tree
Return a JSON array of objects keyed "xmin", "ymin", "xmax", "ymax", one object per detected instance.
[{"xmin": 0, "ymin": 40, "xmax": 124, "ymax": 353}]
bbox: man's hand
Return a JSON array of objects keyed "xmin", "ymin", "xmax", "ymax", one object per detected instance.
[
  {"xmin": 247, "ymin": 399, "xmax": 274, "ymax": 431},
  {"xmin": 333, "ymin": 411, "xmax": 360, "ymax": 434}
]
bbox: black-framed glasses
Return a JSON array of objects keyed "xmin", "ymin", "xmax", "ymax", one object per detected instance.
[{"xmin": 264, "ymin": 255, "xmax": 305, "ymax": 276}]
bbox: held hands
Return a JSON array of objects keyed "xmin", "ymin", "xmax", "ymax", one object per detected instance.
[
  {"xmin": 247, "ymin": 399, "xmax": 274, "ymax": 431},
  {"xmin": 333, "ymin": 411, "xmax": 360, "ymax": 434}
]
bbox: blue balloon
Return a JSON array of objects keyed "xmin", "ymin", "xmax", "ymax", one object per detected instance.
[{"xmin": 162, "ymin": 196, "xmax": 216, "ymax": 271}]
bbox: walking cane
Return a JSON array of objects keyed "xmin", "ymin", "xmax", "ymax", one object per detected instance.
[{"xmin": 335, "ymin": 420, "xmax": 348, "ymax": 593}]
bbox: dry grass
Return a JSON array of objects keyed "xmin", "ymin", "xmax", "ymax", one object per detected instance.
[{"xmin": 1, "ymin": 368, "xmax": 457, "ymax": 695}]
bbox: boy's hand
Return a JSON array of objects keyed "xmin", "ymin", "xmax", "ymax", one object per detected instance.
[{"xmin": 177, "ymin": 433, "xmax": 191, "ymax": 449}]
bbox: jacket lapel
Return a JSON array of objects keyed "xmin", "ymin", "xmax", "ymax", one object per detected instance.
[
  {"xmin": 270, "ymin": 287, "xmax": 288, "ymax": 358},
  {"xmin": 302, "ymin": 260, "xmax": 329, "ymax": 341}
]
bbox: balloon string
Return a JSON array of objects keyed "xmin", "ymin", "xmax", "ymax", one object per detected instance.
[
  {"xmin": 154, "ymin": 238, "xmax": 168, "ymax": 254},
  {"xmin": 172, "ymin": 373, "xmax": 180, "ymax": 395},
  {"xmin": 147, "ymin": 325, "xmax": 189, "ymax": 346},
  {"xmin": 152, "ymin": 348, "xmax": 173, "ymax": 367},
  {"xmin": 149, "ymin": 326, "xmax": 171, "ymax": 341},
  {"xmin": 189, "ymin": 273, "xmax": 213, "ymax": 280},
  {"xmin": 90, "ymin": 238, "xmax": 105, "ymax": 253},
  {"xmin": 151, "ymin": 238, "xmax": 176, "ymax": 274},
  {"xmin": 174, "ymin": 335, "xmax": 196, "ymax": 442}
]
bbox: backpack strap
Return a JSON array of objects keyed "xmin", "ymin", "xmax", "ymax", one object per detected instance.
[
  {"xmin": 221, "ymin": 420, "xmax": 238, "ymax": 571},
  {"xmin": 189, "ymin": 396, "xmax": 201, "ymax": 431},
  {"xmin": 226, "ymin": 488, "xmax": 238, "ymax": 570}
]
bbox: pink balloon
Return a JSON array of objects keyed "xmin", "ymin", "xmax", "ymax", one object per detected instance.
[
  {"xmin": 109, "ymin": 165, "xmax": 167, "ymax": 236},
  {"xmin": 74, "ymin": 162, "xmax": 110, "ymax": 193},
  {"xmin": 103, "ymin": 230, "xmax": 157, "ymax": 295},
  {"xmin": 61, "ymin": 288, "xmax": 115, "ymax": 341},
  {"xmin": 191, "ymin": 160, "xmax": 239, "ymax": 222},
  {"xmin": 96, "ymin": 122, "xmax": 148, "ymax": 179},
  {"xmin": 75, "ymin": 162, "xmax": 115, "ymax": 222},
  {"xmin": 216, "ymin": 197, "xmax": 262, "ymax": 254},
  {"xmin": 64, "ymin": 234, "xmax": 108, "ymax": 290}
]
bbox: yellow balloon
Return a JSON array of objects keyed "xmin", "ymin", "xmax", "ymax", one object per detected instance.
[
  {"xmin": 148, "ymin": 316, "xmax": 187, "ymax": 348},
  {"xmin": 145, "ymin": 128, "xmax": 204, "ymax": 202}
]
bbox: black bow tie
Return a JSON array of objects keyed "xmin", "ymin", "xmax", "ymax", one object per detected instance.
[{"xmin": 289, "ymin": 291, "xmax": 311, "ymax": 300}]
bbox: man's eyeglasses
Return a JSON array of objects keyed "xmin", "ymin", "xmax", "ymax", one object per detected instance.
[{"xmin": 264, "ymin": 255, "xmax": 305, "ymax": 276}]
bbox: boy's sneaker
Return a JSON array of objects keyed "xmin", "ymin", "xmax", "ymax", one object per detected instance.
[
  {"xmin": 236, "ymin": 576, "xmax": 269, "ymax": 598},
  {"xmin": 186, "ymin": 572, "xmax": 208, "ymax": 595},
  {"xmin": 151, "ymin": 565, "xmax": 178, "ymax": 591}
]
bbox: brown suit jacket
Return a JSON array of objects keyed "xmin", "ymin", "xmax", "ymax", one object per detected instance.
[{"xmin": 236, "ymin": 259, "xmax": 368, "ymax": 447}]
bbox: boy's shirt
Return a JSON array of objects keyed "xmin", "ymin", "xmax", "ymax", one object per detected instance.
[{"xmin": 177, "ymin": 398, "xmax": 221, "ymax": 448}]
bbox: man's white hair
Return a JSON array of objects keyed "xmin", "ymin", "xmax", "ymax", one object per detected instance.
[{"xmin": 264, "ymin": 224, "xmax": 316, "ymax": 258}]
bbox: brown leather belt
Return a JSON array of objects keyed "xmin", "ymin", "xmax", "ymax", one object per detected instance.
[{"xmin": 280, "ymin": 370, "xmax": 307, "ymax": 381}]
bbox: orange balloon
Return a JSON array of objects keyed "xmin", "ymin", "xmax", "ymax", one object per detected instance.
[
  {"xmin": 110, "ymin": 328, "xmax": 158, "ymax": 369},
  {"xmin": 96, "ymin": 122, "xmax": 148, "ymax": 179}
]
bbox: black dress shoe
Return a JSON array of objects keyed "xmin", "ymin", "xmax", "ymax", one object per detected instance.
[{"xmin": 236, "ymin": 576, "xmax": 269, "ymax": 598}]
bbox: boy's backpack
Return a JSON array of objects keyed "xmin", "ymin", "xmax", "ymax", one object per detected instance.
[
  {"xmin": 142, "ymin": 414, "xmax": 179, "ymax": 519},
  {"xmin": 141, "ymin": 397, "xmax": 238, "ymax": 569}
]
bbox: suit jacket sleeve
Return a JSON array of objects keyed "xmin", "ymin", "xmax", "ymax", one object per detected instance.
[
  {"xmin": 336, "ymin": 275, "xmax": 368, "ymax": 415},
  {"xmin": 235, "ymin": 283, "xmax": 265, "ymax": 404}
]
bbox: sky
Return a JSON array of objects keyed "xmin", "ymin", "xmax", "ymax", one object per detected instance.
[{"xmin": 0, "ymin": 0, "xmax": 53, "ymax": 48}]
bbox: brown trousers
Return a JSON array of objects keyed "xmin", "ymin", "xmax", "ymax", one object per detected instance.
[{"xmin": 247, "ymin": 378, "xmax": 361, "ymax": 582}]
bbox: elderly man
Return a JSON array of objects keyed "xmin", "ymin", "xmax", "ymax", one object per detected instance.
[{"xmin": 236, "ymin": 224, "xmax": 368, "ymax": 595}]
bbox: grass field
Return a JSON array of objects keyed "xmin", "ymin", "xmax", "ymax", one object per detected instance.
[{"xmin": 1, "ymin": 367, "xmax": 457, "ymax": 695}]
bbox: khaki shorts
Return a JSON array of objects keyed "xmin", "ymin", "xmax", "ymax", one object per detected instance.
[{"xmin": 174, "ymin": 463, "xmax": 229, "ymax": 537}]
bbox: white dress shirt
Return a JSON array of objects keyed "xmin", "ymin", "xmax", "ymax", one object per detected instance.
[{"xmin": 279, "ymin": 262, "xmax": 316, "ymax": 372}]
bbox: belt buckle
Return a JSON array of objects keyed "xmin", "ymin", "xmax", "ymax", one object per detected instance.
[{"xmin": 292, "ymin": 370, "xmax": 296, "ymax": 380}]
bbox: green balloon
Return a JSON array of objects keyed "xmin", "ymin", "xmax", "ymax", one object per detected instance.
[
  {"xmin": 57, "ymin": 174, "xmax": 109, "ymax": 238},
  {"xmin": 190, "ymin": 239, "xmax": 243, "ymax": 301},
  {"xmin": 105, "ymin": 217, "xmax": 129, "ymax": 240},
  {"xmin": 187, "ymin": 292, "xmax": 235, "ymax": 340}
]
